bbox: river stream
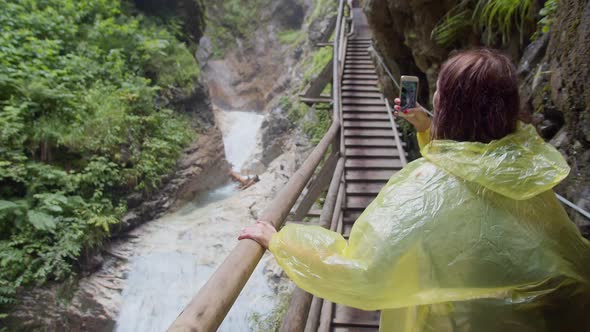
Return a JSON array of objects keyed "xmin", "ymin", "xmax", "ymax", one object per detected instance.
[{"xmin": 113, "ymin": 110, "xmax": 285, "ymax": 331}]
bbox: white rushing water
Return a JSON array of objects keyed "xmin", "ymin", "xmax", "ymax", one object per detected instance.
[{"xmin": 114, "ymin": 110, "xmax": 279, "ymax": 332}]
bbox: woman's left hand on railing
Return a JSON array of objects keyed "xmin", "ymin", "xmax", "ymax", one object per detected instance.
[{"xmin": 238, "ymin": 220, "xmax": 277, "ymax": 249}]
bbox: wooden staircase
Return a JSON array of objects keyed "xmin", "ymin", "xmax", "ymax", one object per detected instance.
[{"xmin": 319, "ymin": 8, "xmax": 407, "ymax": 330}]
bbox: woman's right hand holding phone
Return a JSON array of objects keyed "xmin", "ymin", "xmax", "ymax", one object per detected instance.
[{"xmin": 393, "ymin": 98, "xmax": 432, "ymax": 132}]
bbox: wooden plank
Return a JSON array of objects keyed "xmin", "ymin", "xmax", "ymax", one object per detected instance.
[
  {"xmin": 344, "ymin": 64, "xmax": 375, "ymax": 70},
  {"xmin": 300, "ymin": 96, "xmax": 332, "ymax": 105},
  {"xmin": 343, "ymin": 105, "xmax": 387, "ymax": 112},
  {"xmin": 344, "ymin": 120, "xmax": 393, "ymax": 128},
  {"xmin": 343, "ymin": 210, "xmax": 363, "ymax": 224},
  {"xmin": 345, "ymin": 147, "xmax": 400, "ymax": 157},
  {"xmin": 317, "ymin": 300, "xmax": 333, "ymax": 332},
  {"xmin": 342, "ymin": 79, "xmax": 378, "ymax": 86},
  {"xmin": 341, "ymin": 91, "xmax": 382, "ymax": 98},
  {"xmin": 346, "ymin": 195, "xmax": 377, "ymax": 209},
  {"xmin": 346, "ymin": 52, "xmax": 369, "ymax": 56},
  {"xmin": 345, "ymin": 158, "xmax": 403, "ymax": 169},
  {"xmin": 344, "ymin": 61, "xmax": 373, "ymax": 66},
  {"xmin": 345, "ymin": 169, "xmax": 395, "ymax": 181},
  {"xmin": 344, "ymin": 129, "xmax": 395, "ymax": 137},
  {"xmin": 344, "ymin": 137, "xmax": 396, "ymax": 147},
  {"xmin": 341, "ymin": 85, "xmax": 380, "ymax": 92},
  {"xmin": 345, "ymin": 56, "xmax": 372, "ymax": 60},
  {"xmin": 342, "ymin": 98, "xmax": 383, "ymax": 106},
  {"xmin": 343, "ymin": 74, "xmax": 379, "ymax": 80},
  {"xmin": 333, "ymin": 306, "xmax": 380, "ymax": 327},
  {"xmin": 302, "ymin": 58, "xmax": 333, "ymax": 100},
  {"xmin": 344, "ymin": 69, "xmax": 376, "ymax": 75},
  {"xmin": 346, "ymin": 182, "xmax": 387, "ymax": 195},
  {"xmin": 343, "ymin": 222, "xmax": 353, "ymax": 239},
  {"xmin": 343, "ymin": 112, "xmax": 390, "ymax": 120}
]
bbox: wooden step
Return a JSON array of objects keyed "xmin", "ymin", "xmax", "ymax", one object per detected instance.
[
  {"xmin": 345, "ymin": 158, "xmax": 403, "ymax": 169},
  {"xmin": 343, "ymin": 210, "xmax": 363, "ymax": 224},
  {"xmin": 346, "ymin": 182, "xmax": 388, "ymax": 195},
  {"xmin": 345, "ymin": 56, "xmax": 372, "ymax": 60},
  {"xmin": 346, "ymin": 195, "xmax": 376, "ymax": 209},
  {"xmin": 344, "ymin": 61, "xmax": 373, "ymax": 66},
  {"xmin": 343, "ymin": 105, "xmax": 387, "ymax": 112},
  {"xmin": 345, "ymin": 169, "xmax": 395, "ymax": 181},
  {"xmin": 345, "ymin": 137, "xmax": 396, "ymax": 147},
  {"xmin": 345, "ymin": 57, "xmax": 372, "ymax": 62},
  {"xmin": 342, "ymin": 98, "xmax": 383, "ymax": 106},
  {"xmin": 344, "ymin": 129, "xmax": 395, "ymax": 138},
  {"xmin": 344, "ymin": 59, "xmax": 374, "ymax": 68},
  {"xmin": 346, "ymin": 52, "xmax": 369, "ymax": 56},
  {"xmin": 344, "ymin": 120, "xmax": 392, "ymax": 128},
  {"xmin": 341, "ymin": 91, "xmax": 382, "ymax": 98},
  {"xmin": 333, "ymin": 305, "xmax": 380, "ymax": 328},
  {"xmin": 343, "ymin": 112, "xmax": 390, "ymax": 120},
  {"xmin": 341, "ymin": 85, "xmax": 380, "ymax": 92},
  {"xmin": 342, "ymin": 79, "xmax": 378, "ymax": 86},
  {"xmin": 345, "ymin": 64, "xmax": 374, "ymax": 69},
  {"xmin": 344, "ymin": 69, "xmax": 377, "ymax": 75},
  {"xmin": 345, "ymin": 147, "xmax": 401, "ymax": 157},
  {"xmin": 347, "ymin": 45, "xmax": 372, "ymax": 49},
  {"xmin": 342, "ymin": 75, "xmax": 379, "ymax": 81}
]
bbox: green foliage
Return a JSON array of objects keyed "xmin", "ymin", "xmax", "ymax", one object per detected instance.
[
  {"xmin": 249, "ymin": 290, "xmax": 292, "ymax": 331},
  {"xmin": 533, "ymin": 0, "xmax": 558, "ymax": 38},
  {"xmin": 303, "ymin": 47, "xmax": 333, "ymax": 84},
  {"xmin": 0, "ymin": 0, "xmax": 196, "ymax": 312},
  {"xmin": 307, "ymin": 0, "xmax": 338, "ymax": 26},
  {"xmin": 277, "ymin": 29, "xmax": 305, "ymax": 46},
  {"xmin": 431, "ymin": 0, "xmax": 535, "ymax": 46},
  {"xmin": 280, "ymin": 96, "xmax": 331, "ymax": 145},
  {"xmin": 206, "ymin": 0, "xmax": 273, "ymax": 58},
  {"xmin": 431, "ymin": 9, "xmax": 473, "ymax": 47}
]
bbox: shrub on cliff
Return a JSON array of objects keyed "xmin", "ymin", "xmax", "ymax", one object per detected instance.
[{"xmin": 0, "ymin": 0, "xmax": 199, "ymax": 310}]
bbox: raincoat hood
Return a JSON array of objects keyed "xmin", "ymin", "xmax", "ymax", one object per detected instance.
[{"xmin": 421, "ymin": 124, "xmax": 570, "ymax": 200}]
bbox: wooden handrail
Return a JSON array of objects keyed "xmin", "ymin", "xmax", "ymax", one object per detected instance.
[{"xmin": 167, "ymin": 1, "xmax": 347, "ymax": 331}]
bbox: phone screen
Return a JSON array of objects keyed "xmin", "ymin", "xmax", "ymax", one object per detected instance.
[{"xmin": 401, "ymin": 80, "xmax": 418, "ymax": 111}]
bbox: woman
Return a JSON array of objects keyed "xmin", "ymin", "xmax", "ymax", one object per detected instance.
[{"xmin": 239, "ymin": 49, "xmax": 590, "ymax": 331}]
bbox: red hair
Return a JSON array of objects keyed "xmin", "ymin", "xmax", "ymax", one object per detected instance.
[{"xmin": 432, "ymin": 49, "xmax": 519, "ymax": 143}]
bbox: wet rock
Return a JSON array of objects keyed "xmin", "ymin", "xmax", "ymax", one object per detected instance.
[
  {"xmin": 539, "ymin": 119, "xmax": 560, "ymax": 139},
  {"xmin": 271, "ymin": 0, "xmax": 305, "ymax": 30},
  {"xmin": 196, "ymin": 36, "xmax": 213, "ymax": 64},
  {"xmin": 517, "ymin": 33, "xmax": 549, "ymax": 78},
  {"xmin": 308, "ymin": 14, "xmax": 336, "ymax": 43},
  {"xmin": 241, "ymin": 158, "xmax": 267, "ymax": 175},
  {"xmin": 255, "ymin": 106, "xmax": 293, "ymax": 166}
]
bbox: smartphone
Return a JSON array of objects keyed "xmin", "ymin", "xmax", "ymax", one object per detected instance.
[{"xmin": 400, "ymin": 76, "xmax": 419, "ymax": 111}]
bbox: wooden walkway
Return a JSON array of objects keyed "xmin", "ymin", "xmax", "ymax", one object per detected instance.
[
  {"xmin": 317, "ymin": 7, "xmax": 406, "ymax": 332},
  {"xmin": 166, "ymin": 2, "xmax": 409, "ymax": 331}
]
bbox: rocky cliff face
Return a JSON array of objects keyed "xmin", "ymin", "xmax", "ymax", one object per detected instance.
[
  {"xmin": 200, "ymin": 0, "xmax": 337, "ymax": 169},
  {"xmin": 519, "ymin": 0, "xmax": 590, "ymax": 230},
  {"xmin": 364, "ymin": 0, "xmax": 590, "ymax": 229}
]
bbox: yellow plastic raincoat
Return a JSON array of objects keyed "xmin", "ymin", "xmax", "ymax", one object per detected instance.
[{"xmin": 269, "ymin": 124, "xmax": 590, "ymax": 331}]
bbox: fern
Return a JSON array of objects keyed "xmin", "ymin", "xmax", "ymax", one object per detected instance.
[
  {"xmin": 431, "ymin": 0, "xmax": 535, "ymax": 46},
  {"xmin": 431, "ymin": 9, "xmax": 473, "ymax": 47}
]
